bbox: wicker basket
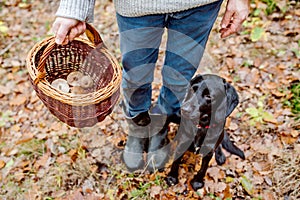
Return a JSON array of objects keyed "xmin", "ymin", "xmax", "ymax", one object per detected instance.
[{"xmin": 26, "ymin": 24, "xmax": 122, "ymax": 128}]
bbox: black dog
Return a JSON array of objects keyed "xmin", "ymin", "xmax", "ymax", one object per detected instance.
[{"xmin": 166, "ymin": 74, "xmax": 245, "ymax": 191}]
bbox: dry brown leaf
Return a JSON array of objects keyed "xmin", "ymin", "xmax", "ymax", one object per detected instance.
[
  {"xmin": 50, "ymin": 121, "xmax": 62, "ymax": 132},
  {"xmin": 0, "ymin": 160, "xmax": 6, "ymax": 169},
  {"xmin": 68, "ymin": 149, "xmax": 78, "ymax": 162},
  {"xmin": 15, "ymin": 135, "xmax": 34, "ymax": 145},
  {"xmin": 265, "ymin": 82, "xmax": 278, "ymax": 90},
  {"xmin": 291, "ymin": 130, "xmax": 299, "ymax": 138},
  {"xmin": 20, "ymin": 160, "xmax": 30, "ymax": 168},
  {"xmin": 207, "ymin": 167, "xmax": 221, "ymax": 182},
  {"xmin": 10, "ymin": 124, "xmax": 20, "ymax": 132},
  {"xmin": 263, "ymin": 116, "xmax": 278, "ymax": 124},
  {"xmin": 214, "ymin": 182, "xmax": 227, "ymax": 193},
  {"xmin": 280, "ymin": 135, "xmax": 297, "ymax": 145},
  {"xmin": 9, "ymin": 94, "xmax": 27, "ymax": 106},
  {"xmin": 56, "ymin": 154, "xmax": 71, "ymax": 164},
  {"xmin": 69, "ymin": 189, "xmax": 84, "ymax": 200},
  {"xmin": 150, "ymin": 185, "xmax": 162, "ymax": 198},
  {"xmin": 252, "ymin": 162, "xmax": 262, "ymax": 172},
  {"xmin": 262, "ymin": 190, "xmax": 276, "ymax": 200},
  {"xmin": 34, "ymin": 153, "xmax": 49, "ymax": 170},
  {"xmin": 271, "ymin": 90, "xmax": 285, "ymax": 98},
  {"xmin": 223, "ymin": 184, "xmax": 232, "ymax": 199},
  {"xmin": 0, "ymin": 85, "xmax": 11, "ymax": 95},
  {"xmin": 228, "ymin": 122, "xmax": 239, "ymax": 131}
]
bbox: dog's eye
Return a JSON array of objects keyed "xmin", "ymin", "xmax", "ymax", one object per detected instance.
[{"xmin": 192, "ymin": 85, "xmax": 198, "ymax": 92}]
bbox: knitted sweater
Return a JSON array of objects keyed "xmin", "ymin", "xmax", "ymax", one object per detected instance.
[{"xmin": 56, "ymin": 0, "xmax": 218, "ymax": 22}]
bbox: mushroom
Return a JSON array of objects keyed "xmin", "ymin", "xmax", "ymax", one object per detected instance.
[
  {"xmin": 80, "ymin": 75, "xmax": 94, "ymax": 89},
  {"xmin": 67, "ymin": 71, "xmax": 84, "ymax": 87},
  {"xmin": 51, "ymin": 78, "xmax": 70, "ymax": 93},
  {"xmin": 70, "ymin": 86, "xmax": 86, "ymax": 94}
]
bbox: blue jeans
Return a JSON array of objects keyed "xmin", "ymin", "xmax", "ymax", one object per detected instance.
[{"xmin": 116, "ymin": 0, "xmax": 223, "ymax": 117}]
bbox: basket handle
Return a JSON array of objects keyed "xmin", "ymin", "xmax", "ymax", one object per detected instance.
[{"xmin": 34, "ymin": 23, "xmax": 103, "ymax": 85}]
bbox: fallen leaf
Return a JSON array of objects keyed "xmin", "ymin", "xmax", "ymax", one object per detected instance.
[
  {"xmin": 50, "ymin": 122, "xmax": 62, "ymax": 131},
  {"xmin": 68, "ymin": 149, "xmax": 78, "ymax": 162},
  {"xmin": 0, "ymin": 21, "xmax": 8, "ymax": 34},
  {"xmin": 291, "ymin": 130, "xmax": 299, "ymax": 138},
  {"xmin": 9, "ymin": 94, "xmax": 27, "ymax": 106},
  {"xmin": 280, "ymin": 135, "xmax": 297, "ymax": 145},
  {"xmin": 15, "ymin": 135, "xmax": 34, "ymax": 145},
  {"xmin": 0, "ymin": 85, "xmax": 11, "ymax": 95},
  {"xmin": 265, "ymin": 82, "xmax": 278, "ymax": 90},
  {"xmin": 240, "ymin": 175, "xmax": 254, "ymax": 196},
  {"xmin": 262, "ymin": 190, "xmax": 276, "ymax": 200},
  {"xmin": 10, "ymin": 124, "xmax": 20, "ymax": 132},
  {"xmin": 150, "ymin": 185, "xmax": 162, "ymax": 198},
  {"xmin": 0, "ymin": 160, "xmax": 6, "ymax": 169},
  {"xmin": 207, "ymin": 167, "xmax": 221, "ymax": 182},
  {"xmin": 251, "ymin": 27, "xmax": 265, "ymax": 42},
  {"xmin": 214, "ymin": 182, "xmax": 227, "ymax": 193},
  {"xmin": 264, "ymin": 176, "xmax": 273, "ymax": 186},
  {"xmin": 271, "ymin": 90, "xmax": 285, "ymax": 97},
  {"xmin": 35, "ymin": 154, "xmax": 49, "ymax": 170},
  {"xmin": 229, "ymin": 122, "xmax": 239, "ymax": 131},
  {"xmin": 223, "ymin": 184, "xmax": 232, "ymax": 199},
  {"xmin": 69, "ymin": 189, "xmax": 84, "ymax": 200}
]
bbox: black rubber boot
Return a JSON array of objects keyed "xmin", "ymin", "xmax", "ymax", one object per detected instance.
[
  {"xmin": 146, "ymin": 106, "xmax": 170, "ymax": 172},
  {"xmin": 122, "ymin": 111, "xmax": 151, "ymax": 172}
]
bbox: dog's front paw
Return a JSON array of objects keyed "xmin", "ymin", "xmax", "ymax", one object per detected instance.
[
  {"xmin": 165, "ymin": 175, "xmax": 178, "ymax": 186},
  {"xmin": 190, "ymin": 178, "xmax": 204, "ymax": 191},
  {"xmin": 215, "ymin": 151, "xmax": 226, "ymax": 165}
]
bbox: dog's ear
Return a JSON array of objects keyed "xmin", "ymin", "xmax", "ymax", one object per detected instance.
[
  {"xmin": 224, "ymin": 81, "xmax": 239, "ymax": 117},
  {"xmin": 190, "ymin": 75, "xmax": 203, "ymax": 86}
]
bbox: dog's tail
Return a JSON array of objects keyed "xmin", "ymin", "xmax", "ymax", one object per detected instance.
[{"xmin": 222, "ymin": 131, "xmax": 245, "ymax": 160}]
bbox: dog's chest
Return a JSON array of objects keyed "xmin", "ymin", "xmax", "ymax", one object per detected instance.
[{"xmin": 191, "ymin": 125, "xmax": 224, "ymax": 154}]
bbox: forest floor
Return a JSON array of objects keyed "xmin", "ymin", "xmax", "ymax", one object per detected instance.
[{"xmin": 0, "ymin": 0, "xmax": 299, "ymax": 199}]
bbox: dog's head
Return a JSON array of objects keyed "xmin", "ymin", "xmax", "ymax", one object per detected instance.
[{"xmin": 181, "ymin": 74, "xmax": 239, "ymax": 128}]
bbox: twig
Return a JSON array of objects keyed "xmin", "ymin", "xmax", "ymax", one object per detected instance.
[{"xmin": 0, "ymin": 38, "xmax": 18, "ymax": 56}]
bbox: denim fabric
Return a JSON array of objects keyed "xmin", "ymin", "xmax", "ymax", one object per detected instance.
[{"xmin": 116, "ymin": 0, "xmax": 223, "ymax": 117}]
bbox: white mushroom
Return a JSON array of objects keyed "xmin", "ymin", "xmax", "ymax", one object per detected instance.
[
  {"xmin": 67, "ymin": 71, "xmax": 84, "ymax": 87},
  {"xmin": 51, "ymin": 78, "xmax": 70, "ymax": 93},
  {"xmin": 80, "ymin": 75, "xmax": 94, "ymax": 89}
]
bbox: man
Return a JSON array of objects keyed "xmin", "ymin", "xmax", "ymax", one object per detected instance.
[{"xmin": 52, "ymin": 0, "xmax": 249, "ymax": 172}]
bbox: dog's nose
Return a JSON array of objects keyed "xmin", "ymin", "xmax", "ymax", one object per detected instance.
[{"xmin": 204, "ymin": 94, "xmax": 211, "ymax": 104}]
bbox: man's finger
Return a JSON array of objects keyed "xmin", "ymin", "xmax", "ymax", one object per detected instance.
[
  {"xmin": 55, "ymin": 24, "xmax": 71, "ymax": 45},
  {"xmin": 69, "ymin": 27, "xmax": 79, "ymax": 41},
  {"xmin": 61, "ymin": 36, "xmax": 69, "ymax": 45},
  {"xmin": 221, "ymin": 10, "xmax": 234, "ymax": 29},
  {"xmin": 220, "ymin": 22, "xmax": 237, "ymax": 38},
  {"xmin": 51, "ymin": 21, "xmax": 60, "ymax": 35},
  {"xmin": 221, "ymin": 13, "xmax": 246, "ymax": 38},
  {"xmin": 77, "ymin": 22, "xmax": 86, "ymax": 34}
]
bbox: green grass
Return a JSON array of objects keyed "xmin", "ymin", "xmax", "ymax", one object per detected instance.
[
  {"xmin": 290, "ymin": 82, "xmax": 300, "ymax": 119},
  {"xmin": 18, "ymin": 139, "xmax": 46, "ymax": 159}
]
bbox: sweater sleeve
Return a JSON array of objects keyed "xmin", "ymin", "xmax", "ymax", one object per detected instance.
[{"xmin": 55, "ymin": 0, "xmax": 96, "ymax": 23}]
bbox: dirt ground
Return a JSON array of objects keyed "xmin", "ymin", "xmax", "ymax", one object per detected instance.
[{"xmin": 0, "ymin": 0, "xmax": 299, "ymax": 199}]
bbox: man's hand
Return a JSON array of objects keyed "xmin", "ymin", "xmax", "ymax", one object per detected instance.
[
  {"xmin": 220, "ymin": 0, "xmax": 249, "ymax": 38},
  {"xmin": 52, "ymin": 17, "xmax": 86, "ymax": 45}
]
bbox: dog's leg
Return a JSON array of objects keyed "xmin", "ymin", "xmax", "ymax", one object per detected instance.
[
  {"xmin": 190, "ymin": 151, "xmax": 213, "ymax": 190},
  {"xmin": 221, "ymin": 130, "xmax": 245, "ymax": 160},
  {"xmin": 215, "ymin": 145, "xmax": 226, "ymax": 165},
  {"xmin": 165, "ymin": 154, "xmax": 183, "ymax": 186}
]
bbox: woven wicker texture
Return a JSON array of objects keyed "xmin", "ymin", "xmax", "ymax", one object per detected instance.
[{"xmin": 26, "ymin": 24, "xmax": 122, "ymax": 128}]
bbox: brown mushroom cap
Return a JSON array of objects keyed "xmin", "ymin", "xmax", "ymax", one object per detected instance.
[
  {"xmin": 67, "ymin": 71, "xmax": 84, "ymax": 87},
  {"xmin": 51, "ymin": 78, "xmax": 70, "ymax": 93},
  {"xmin": 70, "ymin": 86, "xmax": 86, "ymax": 94},
  {"xmin": 80, "ymin": 75, "xmax": 94, "ymax": 89}
]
